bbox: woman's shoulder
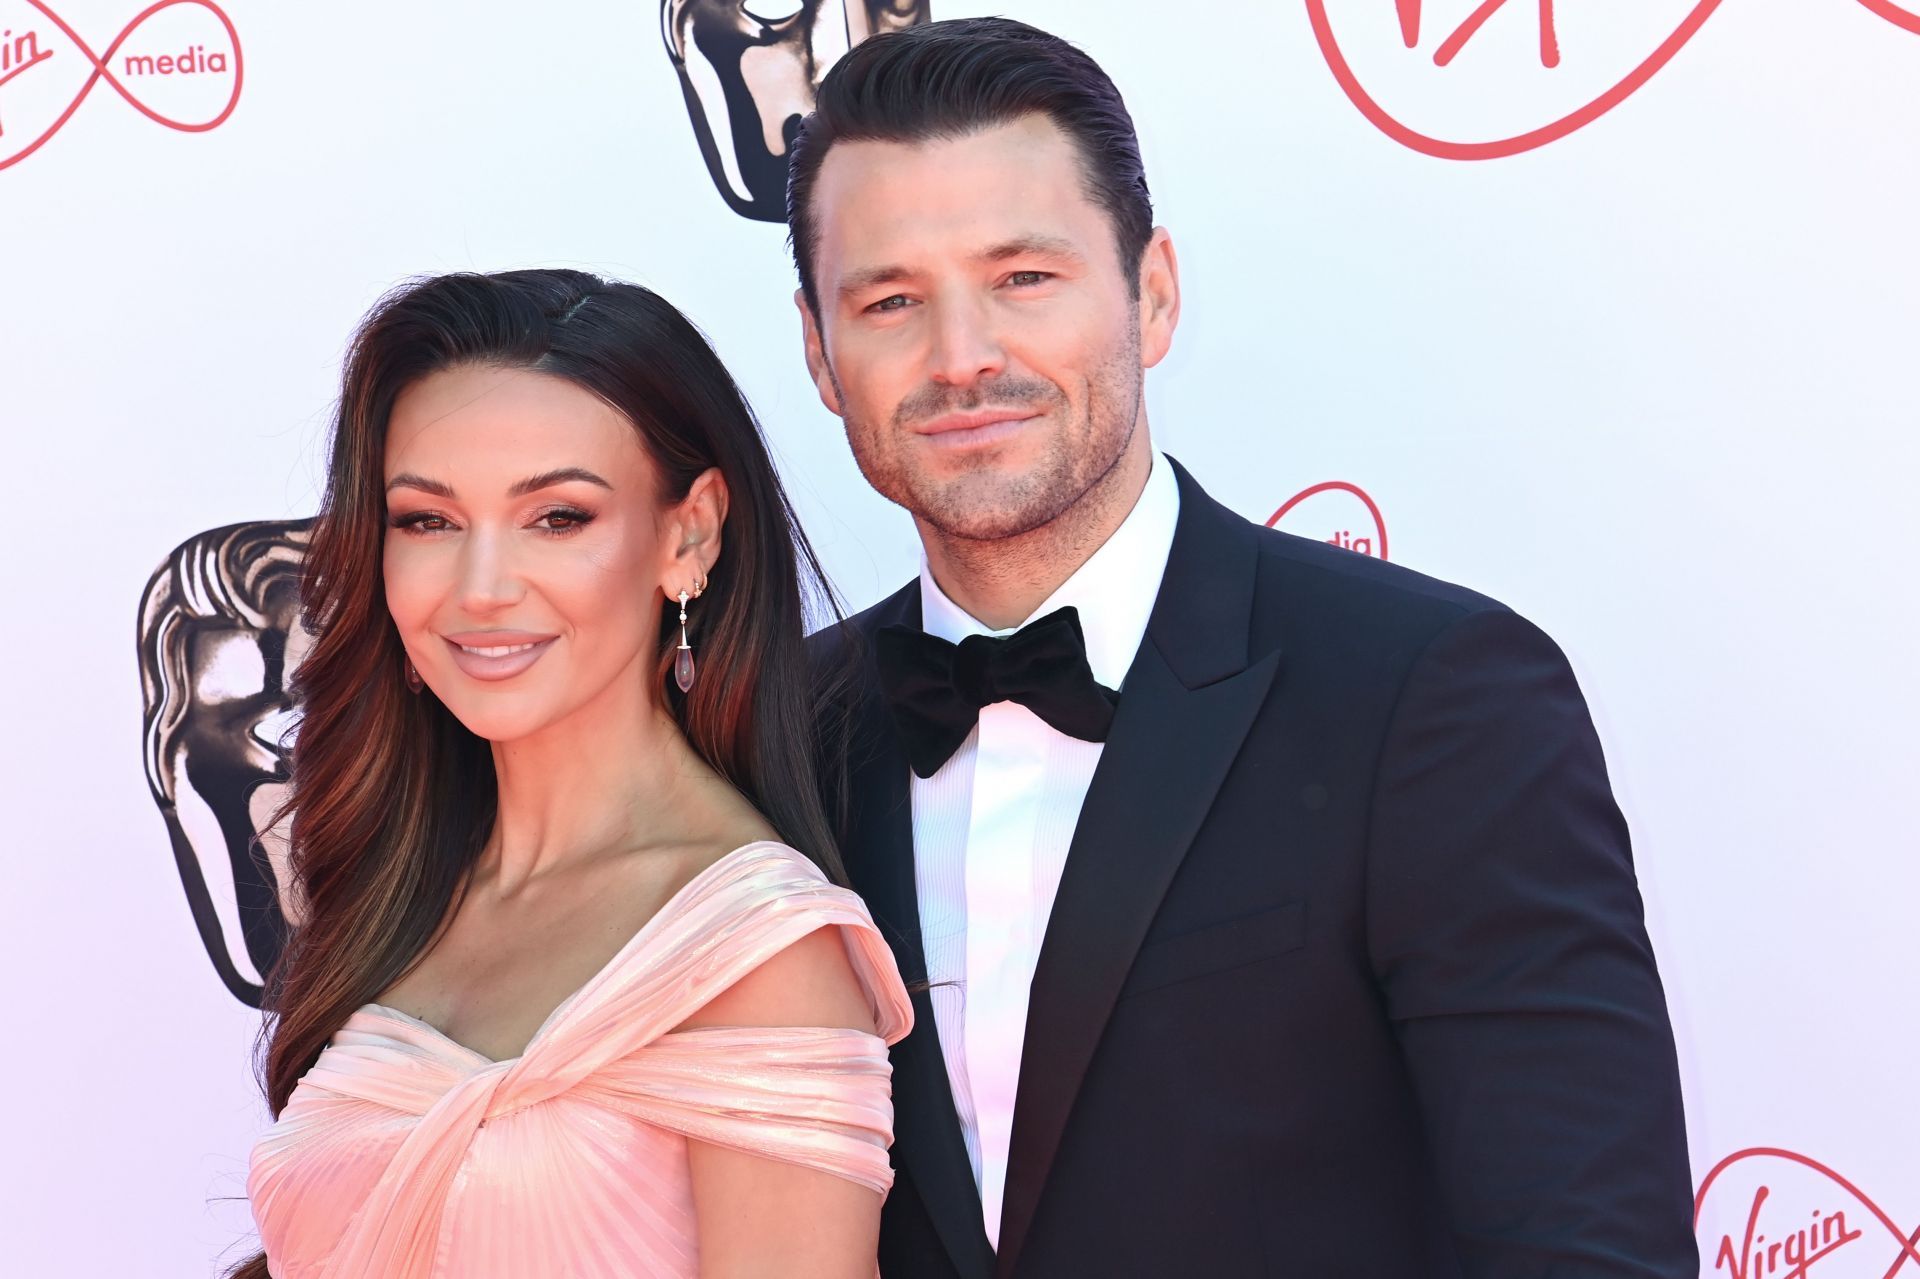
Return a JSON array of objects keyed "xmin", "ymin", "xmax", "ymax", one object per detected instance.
[
  {"xmin": 670, "ymin": 841, "xmax": 912, "ymax": 1045},
  {"xmin": 677, "ymin": 924, "xmax": 878, "ymax": 1036}
]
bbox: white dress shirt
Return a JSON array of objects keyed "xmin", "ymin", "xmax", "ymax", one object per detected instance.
[{"xmin": 910, "ymin": 452, "xmax": 1181, "ymax": 1249}]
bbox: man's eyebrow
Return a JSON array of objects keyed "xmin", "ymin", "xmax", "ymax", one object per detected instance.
[
  {"xmin": 976, "ymin": 235, "xmax": 1083, "ymax": 264},
  {"xmin": 384, "ymin": 468, "xmax": 614, "ymax": 500},
  {"xmin": 835, "ymin": 237, "xmax": 1084, "ymax": 302},
  {"xmin": 837, "ymin": 264, "xmax": 917, "ymax": 299}
]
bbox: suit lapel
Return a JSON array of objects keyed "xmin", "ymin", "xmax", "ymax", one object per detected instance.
[
  {"xmin": 995, "ymin": 461, "xmax": 1282, "ymax": 1276},
  {"xmin": 840, "ymin": 584, "xmax": 996, "ymax": 1279}
]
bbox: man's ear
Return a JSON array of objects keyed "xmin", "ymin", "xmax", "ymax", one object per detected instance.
[
  {"xmin": 1137, "ymin": 228, "xmax": 1182, "ymax": 370},
  {"xmin": 796, "ymin": 289, "xmax": 845, "ymax": 418}
]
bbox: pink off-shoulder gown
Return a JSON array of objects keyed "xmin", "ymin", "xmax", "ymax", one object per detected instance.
[{"xmin": 247, "ymin": 841, "xmax": 913, "ymax": 1278}]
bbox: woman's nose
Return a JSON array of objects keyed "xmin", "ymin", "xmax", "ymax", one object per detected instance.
[{"xmin": 455, "ymin": 528, "xmax": 527, "ymax": 614}]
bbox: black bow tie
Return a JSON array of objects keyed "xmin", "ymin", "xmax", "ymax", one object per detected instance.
[{"xmin": 874, "ymin": 605, "xmax": 1120, "ymax": 779}]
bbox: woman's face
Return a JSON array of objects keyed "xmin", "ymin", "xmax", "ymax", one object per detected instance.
[{"xmin": 381, "ymin": 364, "xmax": 699, "ymax": 743}]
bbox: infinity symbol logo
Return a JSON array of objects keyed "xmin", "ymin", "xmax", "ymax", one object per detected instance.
[
  {"xmin": 0, "ymin": 0, "xmax": 242, "ymax": 172},
  {"xmin": 1695, "ymin": 1148, "xmax": 1920, "ymax": 1279}
]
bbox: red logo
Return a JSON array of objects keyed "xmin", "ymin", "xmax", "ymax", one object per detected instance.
[
  {"xmin": 1694, "ymin": 1148, "xmax": 1920, "ymax": 1278},
  {"xmin": 0, "ymin": 0, "xmax": 242, "ymax": 173},
  {"xmin": 1305, "ymin": 0, "xmax": 1916, "ymax": 162},
  {"xmin": 1266, "ymin": 481, "xmax": 1389, "ymax": 560},
  {"xmin": 1859, "ymin": 1, "xmax": 1920, "ymax": 34}
]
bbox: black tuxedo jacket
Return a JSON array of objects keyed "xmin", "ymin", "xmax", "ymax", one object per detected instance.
[{"xmin": 813, "ymin": 459, "xmax": 1696, "ymax": 1278}]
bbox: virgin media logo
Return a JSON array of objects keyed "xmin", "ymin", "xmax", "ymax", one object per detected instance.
[
  {"xmin": 1694, "ymin": 1148, "xmax": 1920, "ymax": 1278},
  {"xmin": 1266, "ymin": 481, "xmax": 1389, "ymax": 560},
  {"xmin": 1305, "ymin": 0, "xmax": 1916, "ymax": 162},
  {"xmin": 0, "ymin": 0, "xmax": 242, "ymax": 173},
  {"xmin": 1859, "ymin": 1, "xmax": 1920, "ymax": 34}
]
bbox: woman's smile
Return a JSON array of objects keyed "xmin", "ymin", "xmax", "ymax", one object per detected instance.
[{"xmin": 440, "ymin": 630, "xmax": 560, "ymax": 681}]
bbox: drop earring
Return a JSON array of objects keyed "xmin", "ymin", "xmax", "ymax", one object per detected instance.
[
  {"xmin": 404, "ymin": 656, "xmax": 423, "ymax": 694},
  {"xmin": 674, "ymin": 589, "xmax": 696, "ymax": 692}
]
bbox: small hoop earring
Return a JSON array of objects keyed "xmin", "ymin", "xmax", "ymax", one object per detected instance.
[
  {"xmin": 674, "ymin": 589, "xmax": 697, "ymax": 692},
  {"xmin": 404, "ymin": 656, "xmax": 423, "ymax": 695}
]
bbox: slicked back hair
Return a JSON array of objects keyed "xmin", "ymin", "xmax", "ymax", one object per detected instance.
[{"xmin": 786, "ymin": 16, "xmax": 1154, "ymax": 316}]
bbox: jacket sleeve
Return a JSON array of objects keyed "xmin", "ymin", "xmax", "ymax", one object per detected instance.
[{"xmin": 1365, "ymin": 606, "xmax": 1697, "ymax": 1277}]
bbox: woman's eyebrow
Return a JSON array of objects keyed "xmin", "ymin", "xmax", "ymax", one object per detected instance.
[
  {"xmin": 385, "ymin": 472, "xmax": 456, "ymax": 499},
  {"xmin": 507, "ymin": 468, "xmax": 614, "ymax": 497},
  {"xmin": 384, "ymin": 468, "xmax": 614, "ymax": 499}
]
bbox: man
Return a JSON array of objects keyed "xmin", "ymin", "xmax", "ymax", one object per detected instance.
[{"xmin": 792, "ymin": 18, "xmax": 1696, "ymax": 1277}]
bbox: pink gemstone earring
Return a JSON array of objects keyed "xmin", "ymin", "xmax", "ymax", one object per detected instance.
[{"xmin": 674, "ymin": 589, "xmax": 696, "ymax": 692}]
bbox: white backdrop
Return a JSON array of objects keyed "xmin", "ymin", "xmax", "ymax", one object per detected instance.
[{"xmin": 2, "ymin": 1, "xmax": 1915, "ymax": 1273}]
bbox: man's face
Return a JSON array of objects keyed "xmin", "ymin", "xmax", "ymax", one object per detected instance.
[{"xmin": 800, "ymin": 114, "xmax": 1169, "ymax": 542}]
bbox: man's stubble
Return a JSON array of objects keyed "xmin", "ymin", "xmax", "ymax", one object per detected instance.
[{"xmin": 831, "ymin": 311, "xmax": 1146, "ymax": 554}]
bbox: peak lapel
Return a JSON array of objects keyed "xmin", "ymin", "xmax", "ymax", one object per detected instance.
[
  {"xmin": 994, "ymin": 461, "xmax": 1283, "ymax": 1275},
  {"xmin": 840, "ymin": 584, "xmax": 995, "ymax": 1279}
]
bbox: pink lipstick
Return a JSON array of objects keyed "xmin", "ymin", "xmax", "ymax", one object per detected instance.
[{"xmin": 440, "ymin": 630, "xmax": 559, "ymax": 682}]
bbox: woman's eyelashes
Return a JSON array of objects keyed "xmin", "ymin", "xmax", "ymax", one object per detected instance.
[
  {"xmin": 387, "ymin": 506, "xmax": 598, "ymax": 537},
  {"xmin": 533, "ymin": 506, "xmax": 595, "ymax": 535}
]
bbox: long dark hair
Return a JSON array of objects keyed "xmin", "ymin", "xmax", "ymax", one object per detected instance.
[{"xmin": 231, "ymin": 269, "xmax": 845, "ymax": 1278}]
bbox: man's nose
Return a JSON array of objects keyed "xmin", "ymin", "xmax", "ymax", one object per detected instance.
[{"xmin": 926, "ymin": 292, "xmax": 1007, "ymax": 387}]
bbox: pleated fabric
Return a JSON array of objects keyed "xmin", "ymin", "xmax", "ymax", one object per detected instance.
[{"xmin": 247, "ymin": 842, "xmax": 913, "ymax": 1279}]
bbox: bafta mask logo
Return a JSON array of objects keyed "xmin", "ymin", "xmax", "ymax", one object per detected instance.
[
  {"xmin": 137, "ymin": 519, "xmax": 311, "ymax": 1007},
  {"xmin": 663, "ymin": 0, "xmax": 931, "ymax": 221}
]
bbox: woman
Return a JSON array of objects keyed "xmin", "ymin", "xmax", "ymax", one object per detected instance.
[{"xmin": 239, "ymin": 269, "xmax": 909, "ymax": 1278}]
